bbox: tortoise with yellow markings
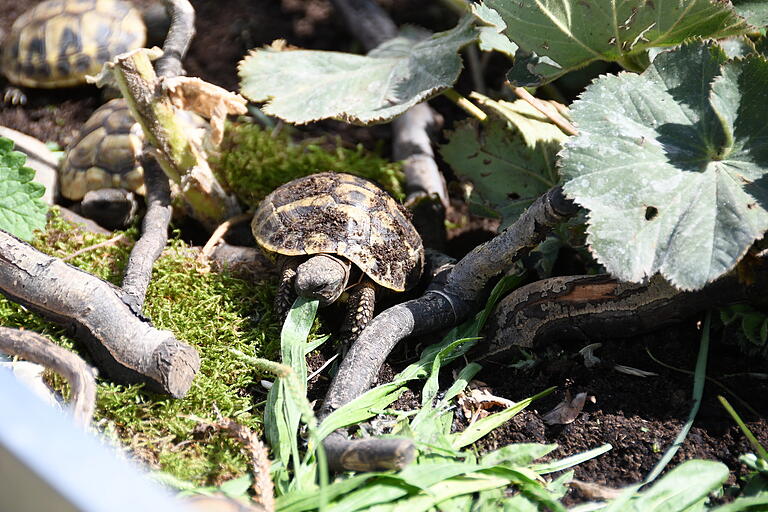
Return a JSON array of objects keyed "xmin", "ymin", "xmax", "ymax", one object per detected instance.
[
  {"xmin": 60, "ymin": 97, "xmax": 145, "ymax": 202},
  {"xmin": 252, "ymin": 172, "xmax": 424, "ymax": 345},
  {"xmin": 2, "ymin": 0, "xmax": 146, "ymax": 103}
]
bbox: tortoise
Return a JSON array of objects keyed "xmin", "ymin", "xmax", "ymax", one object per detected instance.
[
  {"xmin": 2, "ymin": 0, "xmax": 147, "ymax": 103},
  {"xmin": 252, "ymin": 172, "xmax": 424, "ymax": 345},
  {"xmin": 60, "ymin": 97, "xmax": 145, "ymax": 202}
]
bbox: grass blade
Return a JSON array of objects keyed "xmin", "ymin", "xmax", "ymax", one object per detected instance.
[
  {"xmin": 449, "ymin": 387, "xmax": 555, "ymax": 449},
  {"xmin": 643, "ymin": 311, "xmax": 711, "ymax": 485}
]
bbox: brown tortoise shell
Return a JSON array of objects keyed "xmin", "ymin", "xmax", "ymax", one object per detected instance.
[
  {"xmin": 2, "ymin": 0, "xmax": 146, "ymax": 88},
  {"xmin": 252, "ymin": 172, "xmax": 424, "ymax": 292},
  {"xmin": 59, "ymin": 98, "xmax": 144, "ymax": 200}
]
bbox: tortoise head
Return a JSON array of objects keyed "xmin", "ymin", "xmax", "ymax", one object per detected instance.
[{"xmin": 294, "ymin": 255, "xmax": 351, "ymax": 306}]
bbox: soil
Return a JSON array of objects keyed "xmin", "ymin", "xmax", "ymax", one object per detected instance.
[{"xmin": 3, "ymin": 0, "xmax": 768, "ymax": 507}]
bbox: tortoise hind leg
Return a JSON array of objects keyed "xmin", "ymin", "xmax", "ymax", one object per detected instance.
[
  {"xmin": 339, "ymin": 280, "xmax": 377, "ymax": 348},
  {"xmin": 275, "ymin": 257, "xmax": 299, "ymax": 322}
]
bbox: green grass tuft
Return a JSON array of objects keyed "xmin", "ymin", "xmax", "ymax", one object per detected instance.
[
  {"xmin": 1, "ymin": 209, "xmax": 299, "ymax": 485},
  {"xmin": 212, "ymin": 122, "xmax": 404, "ymax": 207}
]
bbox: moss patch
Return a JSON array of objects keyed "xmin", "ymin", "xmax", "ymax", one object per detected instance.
[
  {"xmin": 212, "ymin": 122, "xmax": 404, "ymax": 207},
  {"xmin": 0, "ymin": 209, "xmax": 316, "ymax": 485}
]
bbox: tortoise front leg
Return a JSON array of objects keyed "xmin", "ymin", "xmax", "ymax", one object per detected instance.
[
  {"xmin": 275, "ymin": 256, "xmax": 299, "ymax": 322},
  {"xmin": 339, "ymin": 279, "xmax": 377, "ymax": 347}
]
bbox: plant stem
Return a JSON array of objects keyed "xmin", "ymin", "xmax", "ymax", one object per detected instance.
[
  {"xmin": 443, "ymin": 88, "xmax": 487, "ymax": 121},
  {"xmin": 507, "ymin": 83, "xmax": 578, "ymax": 136},
  {"xmin": 110, "ymin": 49, "xmax": 240, "ymax": 230}
]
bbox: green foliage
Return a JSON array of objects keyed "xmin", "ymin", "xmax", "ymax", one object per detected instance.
[
  {"xmin": 238, "ymin": 17, "xmax": 477, "ymax": 125},
  {"xmin": 440, "ymin": 96, "xmax": 567, "ymax": 228},
  {"xmin": 212, "ymin": 122, "xmax": 404, "ymax": 207},
  {"xmin": 257, "ymin": 275, "xmax": 612, "ymax": 510},
  {"xmin": 721, "ymin": 304, "xmax": 768, "ymax": 357},
  {"xmin": 480, "ymin": 0, "xmax": 752, "ymax": 86},
  {"xmin": 561, "ymin": 42, "xmax": 768, "ymax": 290},
  {"xmin": 472, "ymin": 3, "xmax": 517, "ymax": 58},
  {"xmin": 733, "ymin": 0, "xmax": 768, "ymax": 27},
  {"xmin": 601, "ymin": 460, "xmax": 729, "ymax": 512},
  {"xmin": 3, "ymin": 209, "xmax": 284, "ymax": 485},
  {"xmin": 0, "ymin": 137, "xmax": 48, "ymax": 240}
]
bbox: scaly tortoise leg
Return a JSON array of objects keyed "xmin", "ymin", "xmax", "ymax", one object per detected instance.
[
  {"xmin": 275, "ymin": 257, "xmax": 300, "ymax": 322},
  {"xmin": 338, "ymin": 279, "xmax": 377, "ymax": 348}
]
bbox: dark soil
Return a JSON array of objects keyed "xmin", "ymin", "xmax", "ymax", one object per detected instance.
[{"xmin": 3, "ymin": 0, "xmax": 768, "ymax": 507}]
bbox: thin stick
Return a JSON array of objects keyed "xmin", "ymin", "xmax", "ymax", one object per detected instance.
[
  {"xmin": 443, "ymin": 89, "xmax": 487, "ymax": 121},
  {"xmin": 199, "ymin": 212, "xmax": 254, "ymax": 261},
  {"xmin": 508, "ymin": 82, "xmax": 578, "ymax": 136},
  {"xmin": 156, "ymin": 0, "xmax": 195, "ymax": 79},
  {"xmin": 62, "ymin": 233, "xmax": 128, "ymax": 261},
  {"xmin": 121, "ymin": 158, "xmax": 172, "ymax": 311},
  {"xmin": 0, "ymin": 327, "xmax": 97, "ymax": 427},
  {"xmin": 646, "ymin": 346, "xmax": 760, "ymax": 418}
]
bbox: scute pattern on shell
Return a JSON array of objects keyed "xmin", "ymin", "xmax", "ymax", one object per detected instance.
[
  {"xmin": 2, "ymin": 0, "xmax": 146, "ymax": 88},
  {"xmin": 252, "ymin": 172, "xmax": 424, "ymax": 292},
  {"xmin": 60, "ymin": 98, "xmax": 145, "ymax": 200}
]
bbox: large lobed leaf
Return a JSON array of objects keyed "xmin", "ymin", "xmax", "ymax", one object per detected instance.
[
  {"xmin": 238, "ymin": 17, "xmax": 476, "ymax": 125},
  {"xmin": 0, "ymin": 137, "xmax": 48, "ymax": 241},
  {"xmin": 561, "ymin": 42, "xmax": 768, "ymax": 290},
  {"xmin": 482, "ymin": 0, "xmax": 753, "ymax": 86}
]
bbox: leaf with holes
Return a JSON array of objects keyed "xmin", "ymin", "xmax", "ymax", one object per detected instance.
[
  {"xmin": 561, "ymin": 42, "xmax": 768, "ymax": 290},
  {"xmin": 482, "ymin": 0, "xmax": 753, "ymax": 86},
  {"xmin": 238, "ymin": 17, "xmax": 477, "ymax": 125},
  {"xmin": 0, "ymin": 137, "xmax": 48, "ymax": 241},
  {"xmin": 472, "ymin": 3, "xmax": 517, "ymax": 58}
]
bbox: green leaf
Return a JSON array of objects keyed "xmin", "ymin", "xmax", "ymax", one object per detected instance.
[
  {"xmin": 450, "ymin": 387, "xmax": 554, "ymax": 449},
  {"xmin": 733, "ymin": 0, "xmax": 768, "ymax": 27},
  {"xmin": 0, "ymin": 137, "xmax": 48, "ymax": 240},
  {"xmin": 472, "ymin": 3, "xmax": 517, "ymax": 58},
  {"xmin": 440, "ymin": 97, "xmax": 565, "ymax": 228},
  {"xmin": 239, "ymin": 17, "xmax": 477, "ymax": 125},
  {"xmin": 482, "ymin": 0, "xmax": 753, "ymax": 86},
  {"xmin": 561, "ymin": 42, "xmax": 768, "ymax": 290},
  {"xmin": 263, "ymin": 297, "xmax": 318, "ymax": 486},
  {"xmin": 620, "ymin": 460, "xmax": 728, "ymax": 511}
]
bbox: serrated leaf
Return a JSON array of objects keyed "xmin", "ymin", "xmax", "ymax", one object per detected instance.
[
  {"xmin": 483, "ymin": 0, "xmax": 753, "ymax": 86},
  {"xmin": 0, "ymin": 137, "xmax": 48, "ymax": 241},
  {"xmin": 733, "ymin": 0, "xmax": 768, "ymax": 27},
  {"xmin": 472, "ymin": 4, "xmax": 518, "ymax": 58},
  {"xmin": 561, "ymin": 42, "xmax": 768, "ymax": 290},
  {"xmin": 239, "ymin": 17, "xmax": 477, "ymax": 125},
  {"xmin": 440, "ymin": 98, "xmax": 566, "ymax": 228}
]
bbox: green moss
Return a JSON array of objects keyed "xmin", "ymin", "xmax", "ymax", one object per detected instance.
[
  {"xmin": 212, "ymin": 122, "xmax": 404, "ymax": 207},
  {"xmin": 1, "ymin": 209, "xmax": 307, "ymax": 485}
]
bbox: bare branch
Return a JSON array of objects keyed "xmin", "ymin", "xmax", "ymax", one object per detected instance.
[{"xmin": 0, "ymin": 326, "xmax": 97, "ymax": 427}]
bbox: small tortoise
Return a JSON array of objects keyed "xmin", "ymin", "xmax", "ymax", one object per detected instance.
[
  {"xmin": 2, "ymin": 0, "xmax": 146, "ymax": 102},
  {"xmin": 60, "ymin": 97, "xmax": 145, "ymax": 200},
  {"xmin": 252, "ymin": 172, "xmax": 424, "ymax": 344}
]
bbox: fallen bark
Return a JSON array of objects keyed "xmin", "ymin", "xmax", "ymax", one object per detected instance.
[
  {"xmin": 0, "ymin": 326, "xmax": 97, "ymax": 427},
  {"xmin": 0, "ymin": 231, "xmax": 199, "ymax": 397},
  {"xmin": 479, "ymin": 267, "xmax": 768, "ymax": 363}
]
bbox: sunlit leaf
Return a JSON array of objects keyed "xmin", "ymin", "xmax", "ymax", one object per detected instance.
[
  {"xmin": 561, "ymin": 42, "xmax": 768, "ymax": 290},
  {"xmin": 239, "ymin": 17, "xmax": 477, "ymax": 125},
  {"xmin": 0, "ymin": 137, "xmax": 48, "ymax": 240},
  {"xmin": 482, "ymin": 0, "xmax": 753, "ymax": 86},
  {"xmin": 733, "ymin": 0, "xmax": 768, "ymax": 27}
]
